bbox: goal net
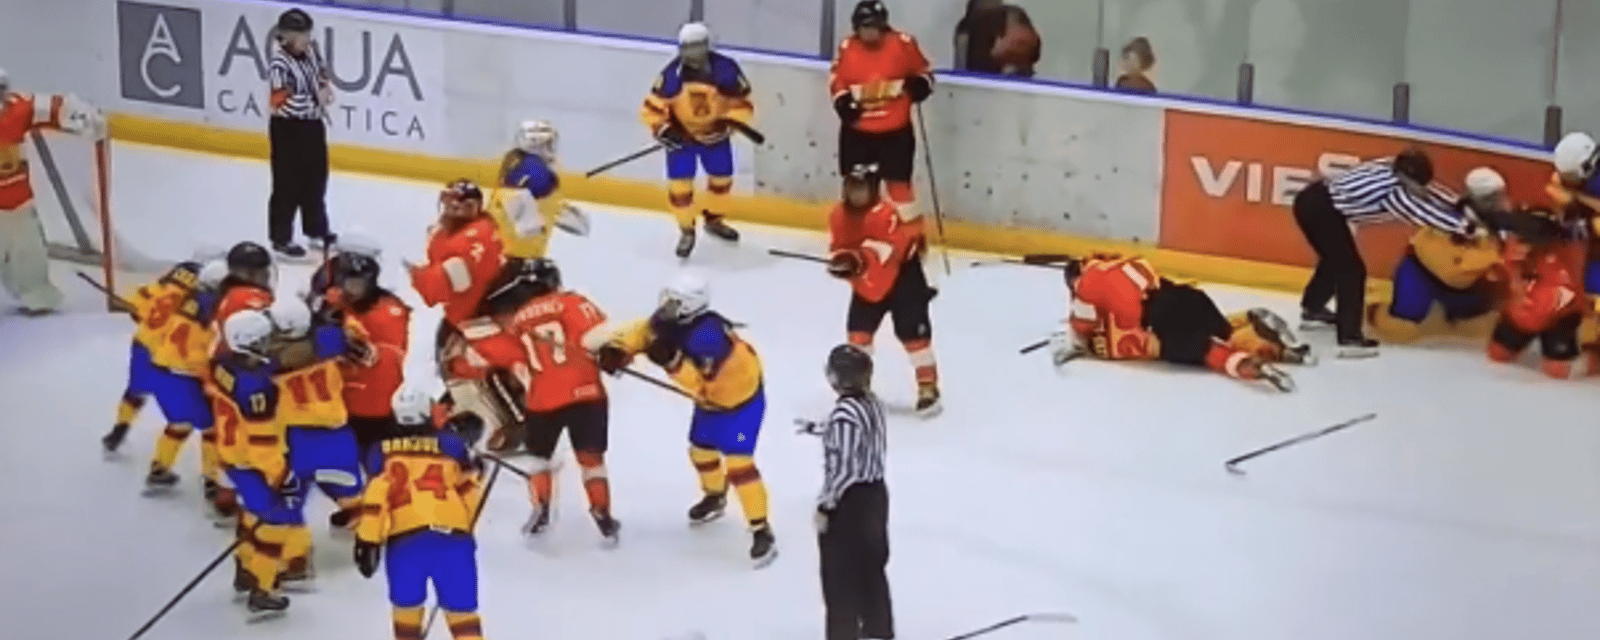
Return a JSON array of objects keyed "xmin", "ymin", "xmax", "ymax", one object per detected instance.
[{"xmin": 28, "ymin": 125, "xmax": 170, "ymax": 309}]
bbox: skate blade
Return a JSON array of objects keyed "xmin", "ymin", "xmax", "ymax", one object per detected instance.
[
  {"xmin": 600, "ymin": 534, "xmax": 620, "ymax": 549},
  {"xmin": 279, "ymin": 584, "xmax": 317, "ymax": 594},
  {"xmin": 750, "ymin": 547, "xmax": 778, "ymax": 569},
  {"xmin": 689, "ymin": 511, "xmax": 725, "ymax": 527},
  {"xmin": 231, "ymin": 592, "xmax": 249, "ymax": 604},
  {"xmin": 1336, "ymin": 348, "xmax": 1379, "ymax": 359},
  {"xmin": 141, "ymin": 485, "xmax": 180, "ymax": 498},
  {"xmin": 246, "ymin": 610, "xmax": 287, "ymax": 623},
  {"xmin": 1298, "ymin": 322, "xmax": 1334, "ymax": 331},
  {"xmin": 102, "ymin": 449, "xmax": 123, "ymax": 462}
]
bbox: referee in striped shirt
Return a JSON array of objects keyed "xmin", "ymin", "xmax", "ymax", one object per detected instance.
[
  {"xmin": 1292, "ymin": 148, "xmax": 1465, "ymax": 358},
  {"xmin": 805, "ymin": 343, "xmax": 894, "ymax": 640},
  {"xmin": 267, "ymin": 8, "xmax": 335, "ymax": 260}
]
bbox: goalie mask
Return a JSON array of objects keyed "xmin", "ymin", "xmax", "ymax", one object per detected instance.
[{"xmin": 440, "ymin": 179, "xmax": 485, "ymax": 221}]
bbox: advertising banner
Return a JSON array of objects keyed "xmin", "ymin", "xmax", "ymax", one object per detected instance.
[
  {"xmin": 114, "ymin": 0, "xmax": 444, "ymax": 150},
  {"xmin": 1158, "ymin": 109, "xmax": 1550, "ymax": 277}
]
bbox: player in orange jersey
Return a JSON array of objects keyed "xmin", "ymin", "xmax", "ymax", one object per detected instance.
[
  {"xmin": 448, "ymin": 257, "xmax": 620, "ymax": 545},
  {"xmin": 1488, "ymin": 206, "xmax": 1590, "ymax": 378},
  {"xmin": 826, "ymin": 164, "xmax": 940, "ymax": 414},
  {"xmin": 1054, "ymin": 253, "xmax": 1298, "ymax": 392},
  {"xmin": 0, "ymin": 69, "xmax": 102, "ymax": 314},
  {"xmin": 213, "ymin": 241, "xmax": 277, "ymax": 338},
  {"xmin": 830, "ymin": 1, "xmax": 934, "ymax": 220},
  {"xmin": 316, "ymin": 251, "xmax": 410, "ymax": 457},
  {"xmin": 409, "ymin": 179, "xmax": 523, "ymax": 450}
]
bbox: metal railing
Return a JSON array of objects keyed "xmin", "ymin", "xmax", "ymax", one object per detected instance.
[{"xmin": 313, "ymin": 0, "xmax": 1582, "ymax": 147}]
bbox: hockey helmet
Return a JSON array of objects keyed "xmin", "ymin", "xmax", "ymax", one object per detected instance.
[
  {"xmin": 515, "ymin": 120, "xmax": 558, "ymax": 159},
  {"xmin": 393, "ymin": 387, "xmax": 434, "ymax": 426},
  {"xmin": 842, "ymin": 163, "xmax": 882, "ymax": 210},
  {"xmin": 658, "ymin": 269, "xmax": 710, "ymax": 321},
  {"xmin": 519, "ymin": 256, "xmax": 563, "ymax": 296},
  {"xmin": 223, "ymin": 310, "xmax": 275, "ymax": 358},
  {"xmin": 1392, "ymin": 147, "xmax": 1434, "ymax": 185},
  {"xmin": 1553, "ymin": 132, "xmax": 1599, "ymax": 181},
  {"xmin": 225, "ymin": 241, "xmax": 274, "ymax": 288},
  {"xmin": 825, "ymin": 343, "xmax": 873, "ymax": 395},
  {"xmin": 267, "ymin": 298, "xmax": 313, "ymax": 339},
  {"xmin": 335, "ymin": 228, "xmax": 382, "ymax": 259},
  {"xmin": 333, "ymin": 251, "xmax": 381, "ymax": 303},
  {"xmin": 1465, "ymin": 167, "xmax": 1505, "ymax": 198},
  {"xmin": 197, "ymin": 259, "xmax": 228, "ymax": 290},
  {"xmin": 852, "ymin": 0, "xmax": 890, "ymax": 30},
  {"xmin": 440, "ymin": 179, "xmax": 485, "ymax": 218},
  {"xmin": 678, "ymin": 22, "xmax": 713, "ymax": 67}
]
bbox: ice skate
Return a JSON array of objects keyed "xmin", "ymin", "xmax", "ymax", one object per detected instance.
[
  {"xmin": 701, "ymin": 212, "xmax": 739, "ymax": 241},
  {"xmin": 687, "ymin": 491, "xmax": 726, "ymax": 525},
  {"xmin": 101, "ymin": 423, "xmax": 129, "ymax": 456},
  {"xmin": 142, "ymin": 466, "xmax": 180, "ymax": 496},
  {"xmin": 1257, "ymin": 362, "xmax": 1296, "ymax": 392},
  {"xmin": 278, "ymin": 558, "xmax": 316, "ymax": 593},
  {"xmin": 914, "ymin": 382, "xmax": 942, "ymax": 417},
  {"xmin": 749, "ymin": 523, "xmax": 777, "ymax": 568},
  {"xmin": 593, "ymin": 510, "xmax": 621, "ymax": 548},
  {"xmin": 1337, "ymin": 336, "xmax": 1379, "ymax": 359},
  {"xmin": 675, "ymin": 227, "xmax": 697, "ymax": 259},
  {"xmin": 245, "ymin": 589, "xmax": 289, "ymax": 622},
  {"xmin": 231, "ymin": 559, "xmax": 253, "ymax": 603},
  {"xmin": 1247, "ymin": 308, "xmax": 1303, "ymax": 349},
  {"xmin": 522, "ymin": 502, "xmax": 551, "ymax": 536},
  {"xmin": 1281, "ymin": 343, "xmax": 1317, "ymax": 366},
  {"xmin": 1299, "ymin": 307, "xmax": 1336, "ymax": 331}
]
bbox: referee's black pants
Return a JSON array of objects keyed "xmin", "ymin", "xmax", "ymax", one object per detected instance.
[
  {"xmin": 1293, "ymin": 180, "xmax": 1366, "ymax": 341},
  {"xmin": 819, "ymin": 480, "xmax": 893, "ymax": 640},
  {"xmin": 268, "ymin": 116, "xmax": 331, "ymax": 246}
]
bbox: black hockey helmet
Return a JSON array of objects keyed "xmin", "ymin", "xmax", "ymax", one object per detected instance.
[
  {"xmin": 1392, "ymin": 147, "xmax": 1434, "ymax": 184},
  {"xmin": 226, "ymin": 241, "xmax": 273, "ymax": 289},
  {"xmin": 332, "ymin": 251, "xmax": 381, "ymax": 303},
  {"xmin": 1062, "ymin": 256, "xmax": 1083, "ymax": 286},
  {"xmin": 519, "ymin": 256, "xmax": 563, "ymax": 296},
  {"xmin": 842, "ymin": 163, "xmax": 882, "ymax": 210},
  {"xmin": 826, "ymin": 343, "xmax": 874, "ymax": 395},
  {"xmin": 276, "ymin": 8, "xmax": 313, "ymax": 33},
  {"xmin": 852, "ymin": 0, "xmax": 890, "ymax": 30}
]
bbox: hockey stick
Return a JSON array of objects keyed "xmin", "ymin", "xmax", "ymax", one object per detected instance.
[
  {"xmin": 76, "ymin": 270, "xmax": 138, "ymax": 316},
  {"xmin": 767, "ymin": 248, "xmax": 829, "ymax": 263},
  {"xmin": 1224, "ymin": 413, "xmax": 1378, "ymax": 475},
  {"xmin": 419, "ymin": 460, "xmax": 503, "ymax": 639},
  {"xmin": 940, "ymin": 612, "xmax": 1077, "ymax": 640},
  {"xmin": 481, "ymin": 452, "xmax": 530, "ymax": 479},
  {"xmin": 725, "ymin": 120, "xmax": 767, "ymax": 145},
  {"xmin": 913, "ymin": 103, "xmax": 952, "ymax": 276},
  {"xmin": 1018, "ymin": 338, "xmax": 1050, "ymax": 354},
  {"xmin": 584, "ymin": 143, "xmax": 664, "ymax": 178},
  {"xmin": 125, "ymin": 539, "xmax": 244, "ymax": 640},
  {"xmin": 970, "ymin": 254, "xmax": 1075, "ymax": 270}
]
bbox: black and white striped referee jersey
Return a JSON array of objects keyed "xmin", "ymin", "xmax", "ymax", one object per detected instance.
[
  {"xmin": 1326, "ymin": 159, "xmax": 1466, "ymax": 233},
  {"xmin": 268, "ymin": 42, "xmax": 328, "ymax": 120},
  {"xmin": 818, "ymin": 393, "xmax": 888, "ymax": 509}
]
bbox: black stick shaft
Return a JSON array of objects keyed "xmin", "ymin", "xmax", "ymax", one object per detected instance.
[
  {"xmin": 584, "ymin": 143, "xmax": 664, "ymax": 178},
  {"xmin": 914, "ymin": 103, "xmax": 952, "ymax": 276},
  {"xmin": 1225, "ymin": 413, "xmax": 1378, "ymax": 472},
  {"xmin": 768, "ymin": 248, "xmax": 829, "ymax": 263},
  {"xmin": 942, "ymin": 613, "xmax": 1076, "ymax": 640},
  {"xmin": 1019, "ymin": 338, "xmax": 1050, "ymax": 354},
  {"xmin": 126, "ymin": 539, "xmax": 243, "ymax": 640}
]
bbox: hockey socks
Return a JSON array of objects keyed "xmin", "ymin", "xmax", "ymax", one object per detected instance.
[
  {"xmin": 725, "ymin": 455, "xmax": 770, "ymax": 525},
  {"xmin": 116, "ymin": 392, "xmax": 145, "ymax": 426},
  {"xmin": 391, "ymin": 606, "xmax": 425, "ymax": 640},
  {"xmin": 689, "ymin": 446, "xmax": 727, "ymax": 494},
  {"xmin": 576, "ymin": 450, "xmax": 612, "ymax": 515},
  {"xmin": 444, "ymin": 611, "xmax": 485, "ymax": 640},
  {"xmin": 151, "ymin": 424, "xmax": 193, "ymax": 471}
]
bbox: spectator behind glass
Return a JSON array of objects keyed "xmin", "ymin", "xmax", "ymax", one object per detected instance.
[
  {"xmin": 954, "ymin": 0, "xmax": 1039, "ymax": 77},
  {"xmin": 1114, "ymin": 37, "xmax": 1156, "ymax": 93}
]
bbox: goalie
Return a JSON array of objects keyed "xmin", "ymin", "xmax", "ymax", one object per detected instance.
[
  {"xmin": 0, "ymin": 67, "xmax": 105, "ymax": 314},
  {"xmin": 1050, "ymin": 253, "xmax": 1308, "ymax": 392}
]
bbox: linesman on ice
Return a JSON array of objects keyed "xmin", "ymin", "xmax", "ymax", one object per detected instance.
[
  {"xmin": 1292, "ymin": 148, "xmax": 1465, "ymax": 358},
  {"xmin": 801, "ymin": 343, "xmax": 894, "ymax": 640}
]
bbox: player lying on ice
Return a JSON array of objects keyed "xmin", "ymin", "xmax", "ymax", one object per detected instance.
[
  {"xmin": 1048, "ymin": 253, "xmax": 1311, "ymax": 392},
  {"xmin": 1366, "ymin": 167, "xmax": 1508, "ymax": 344}
]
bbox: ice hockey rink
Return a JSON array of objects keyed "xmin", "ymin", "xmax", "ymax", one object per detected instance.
[{"xmin": 4, "ymin": 143, "xmax": 1600, "ymax": 640}]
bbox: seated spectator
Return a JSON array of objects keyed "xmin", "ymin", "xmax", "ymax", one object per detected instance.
[
  {"xmin": 1114, "ymin": 37, "xmax": 1156, "ymax": 92},
  {"xmin": 955, "ymin": 0, "xmax": 1039, "ymax": 77}
]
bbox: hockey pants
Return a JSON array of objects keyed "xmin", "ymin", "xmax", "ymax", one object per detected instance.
[{"xmin": 0, "ymin": 205, "xmax": 62, "ymax": 312}]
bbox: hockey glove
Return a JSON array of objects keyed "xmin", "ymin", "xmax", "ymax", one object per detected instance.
[
  {"xmin": 833, "ymin": 94, "xmax": 862, "ymax": 124},
  {"xmin": 827, "ymin": 250, "xmax": 864, "ymax": 279},
  {"xmin": 596, "ymin": 344, "xmax": 630, "ymax": 375},
  {"xmin": 446, "ymin": 411, "xmax": 487, "ymax": 448},
  {"xmin": 645, "ymin": 337, "xmax": 682, "ymax": 369},
  {"xmin": 654, "ymin": 122, "xmax": 692, "ymax": 150},
  {"xmin": 905, "ymin": 75, "xmax": 933, "ymax": 103},
  {"xmin": 353, "ymin": 540, "xmax": 381, "ymax": 579}
]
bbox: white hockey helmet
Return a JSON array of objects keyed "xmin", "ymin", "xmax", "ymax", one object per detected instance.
[
  {"xmin": 659, "ymin": 269, "xmax": 710, "ymax": 319},
  {"xmin": 224, "ymin": 309, "xmax": 276, "ymax": 356},
  {"xmin": 335, "ymin": 228, "xmax": 382, "ymax": 259},
  {"xmin": 197, "ymin": 259, "xmax": 228, "ymax": 289},
  {"xmin": 1553, "ymin": 132, "xmax": 1599, "ymax": 180},
  {"xmin": 392, "ymin": 387, "xmax": 433, "ymax": 426},
  {"xmin": 267, "ymin": 298, "xmax": 313, "ymax": 338},
  {"xmin": 678, "ymin": 22, "xmax": 711, "ymax": 46},
  {"xmin": 515, "ymin": 120, "xmax": 558, "ymax": 159},
  {"xmin": 1464, "ymin": 167, "xmax": 1506, "ymax": 199}
]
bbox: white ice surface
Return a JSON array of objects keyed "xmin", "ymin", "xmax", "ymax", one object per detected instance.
[{"xmin": 2, "ymin": 144, "xmax": 1599, "ymax": 640}]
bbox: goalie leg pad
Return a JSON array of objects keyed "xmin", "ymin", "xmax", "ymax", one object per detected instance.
[{"xmin": 445, "ymin": 377, "xmax": 521, "ymax": 447}]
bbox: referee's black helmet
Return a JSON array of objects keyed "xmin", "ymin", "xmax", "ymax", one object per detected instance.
[
  {"xmin": 826, "ymin": 343, "xmax": 873, "ymax": 394},
  {"xmin": 277, "ymin": 8, "xmax": 313, "ymax": 33}
]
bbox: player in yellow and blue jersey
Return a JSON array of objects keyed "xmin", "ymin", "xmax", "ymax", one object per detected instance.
[
  {"xmin": 596, "ymin": 270, "xmax": 776, "ymax": 567},
  {"xmin": 356, "ymin": 388, "xmax": 486, "ymax": 640},
  {"xmin": 488, "ymin": 120, "xmax": 590, "ymax": 260},
  {"xmin": 102, "ymin": 255, "xmax": 228, "ymax": 501},
  {"xmin": 641, "ymin": 22, "xmax": 756, "ymax": 258},
  {"xmin": 263, "ymin": 297, "xmax": 370, "ymax": 583},
  {"xmin": 211, "ymin": 309, "xmax": 300, "ymax": 621}
]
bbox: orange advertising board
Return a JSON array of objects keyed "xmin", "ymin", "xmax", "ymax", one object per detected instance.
[{"xmin": 1159, "ymin": 110, "xmax": 1550, "ymax": 278}]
